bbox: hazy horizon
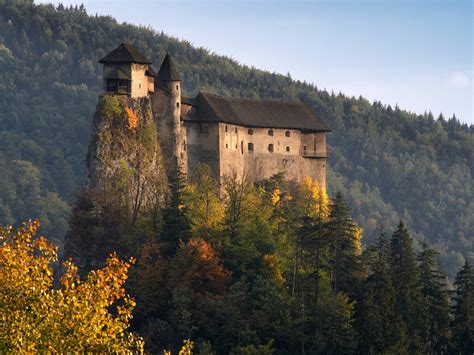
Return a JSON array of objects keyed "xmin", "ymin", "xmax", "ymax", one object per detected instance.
[{"xmin": 37, "ymin": 0, "xmax": 473, "ymax": 124}]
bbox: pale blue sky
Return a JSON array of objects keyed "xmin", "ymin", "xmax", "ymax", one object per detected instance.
[{"xmin": 38, "ymin": 0, "xmax": 473, "ymax": 123}]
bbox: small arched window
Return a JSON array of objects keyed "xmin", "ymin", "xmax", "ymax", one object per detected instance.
[
  {"xmin": 248, "ymin": 143, "xmax": 254, "ymax": 152},
  {"xmin": 268, "ymin": 144, "xmax": 274, "ymax": 152},
  {"xmin": 285, "ymin": 130, "xmax": 291, "ymax": 137},
  {"xmin": 268, "ymin": 129, "xmax": 274, "ymax": 136},
  {"xmin": 286, "ymin": 146, "xmax": 290, "ymax": 152},
  {"xmin": 235, "ymin": 127, "xmax": 238, "ymax": 133},
  {"xmin": 248, "ymin": 128, "xmax": 254, "ymax": 135},
  {"xmin": 225, "ymin": 125, "xmax": 228, "ymax": 132}
]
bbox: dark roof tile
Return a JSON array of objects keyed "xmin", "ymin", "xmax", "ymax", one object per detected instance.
[
  {"xmin": 99, "ymin": 43, "xmax": 151, "ymax": 64},
  {"xmin": 156, "ymin": 54, "xmax": 181, "ymax": 81},
  {"xmin": 185, "ymin": 92, "xmax": 330, "ymax": 131}
]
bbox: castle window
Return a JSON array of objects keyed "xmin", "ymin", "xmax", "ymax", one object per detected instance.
[
  {"xmin": 225, "ymin": 125, "xmax": 228, "ymax": 132},
  {"xmin": 268, "ymin": 144, "xmax": 274, "ymax": 152},
  {"xmin": 285, "ymin": 130, "xmax": 291, "ymax": 137},
  {"xmin": 248, "ymin": 143, "xmax": 254, "ymax": 152},
  {"xmin": 248, "ymin": 128, "xmax": 254, "ymax": 135},
  {"xmin": 235, "ymin": 127, "xmax": 238, "ymax": 133},
  {"xmin": 286, "ymin": 146, "xmax": 290, "ymax": 152},
  {"xmin": 176, "ymin": 84, "xmax": 179, "ymax": 90},
  {"xmin": 268, "ymin": 129, "xmax": 274, "ymax": 136},
  {"xmin": 183, "ymin": 140, "xmax": 186, "ymax": 151},
  {"xmin": 201, "ymin": 123, "xmax": 209, "ymax": 133},
  {"xmin": 226, "ymin": 143, "xmax": 229, "ymax": 149},
  {"xmin": 139, "ymin": 83, "xmax": 142, "ymax": 89},
  {"xmin": 303, "ymin": 145, "xmax": 307, "ymax": 151},
  {"xmin": 241, "ymin": 141, "xmax": 244, "ymax": 154},
  {"xmin": 176, "ymin": 102, "xmax": 180, "ymax": 108},
  {"xmin": 235, "ymin": 144, "xmax": 238, "ymax": 149}
]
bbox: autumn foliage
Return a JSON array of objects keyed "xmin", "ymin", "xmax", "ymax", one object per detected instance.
[
  {"xmin": 125, "ymin": 105, "xmax": 139, "ymax": 129},
  {"xmin": 0, "ymin": 221, "xmax": 143, "ymax": 353}
]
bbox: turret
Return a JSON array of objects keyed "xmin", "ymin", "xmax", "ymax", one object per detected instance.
[{"xmin": 155, "ymin": 54, "xmax": 186, "ymax": 172}]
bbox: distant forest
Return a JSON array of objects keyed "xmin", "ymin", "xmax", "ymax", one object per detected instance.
[{"xmin": 0, "ymin": 0, "xmax": 472, "ymax": 277}]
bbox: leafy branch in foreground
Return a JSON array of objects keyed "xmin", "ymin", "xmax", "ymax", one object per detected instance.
[{"xmin": 0, "ymin": 220, "xmax": 144, "ymax": 353}]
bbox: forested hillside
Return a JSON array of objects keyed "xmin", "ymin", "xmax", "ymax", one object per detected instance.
[{"xmin": 0, "ymin": 0, "xmax": 472, "ymax": 276}]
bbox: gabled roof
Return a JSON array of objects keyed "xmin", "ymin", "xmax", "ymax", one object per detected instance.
[
  {"xmin": 156, "ymin": 53, "xmax": 181, "ymax": 81},
  {"xmin": 99, "ymin": 43, "xmax": 152, "ymax": 64},
  {"xmin": 185, "ymin": 92, "xmax": 330, "ymax": 132}
]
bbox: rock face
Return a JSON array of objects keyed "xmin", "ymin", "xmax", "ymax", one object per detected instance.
[
  {"xmin": 86, "ymin": 94, "xmax": 167, "ymax": 214},
  {"xmin": 65, "ymin": 94, "xmax": 168, "ymax": 273}
]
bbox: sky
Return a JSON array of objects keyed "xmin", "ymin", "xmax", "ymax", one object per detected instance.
[{"xmin": 38, "ymin": 0, "xmax": 473, "ymax": 124}]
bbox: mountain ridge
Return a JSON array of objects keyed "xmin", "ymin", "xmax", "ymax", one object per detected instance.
[{"xmin": 0, "ymin": 0, "xmax": 472, "ymax": 276}]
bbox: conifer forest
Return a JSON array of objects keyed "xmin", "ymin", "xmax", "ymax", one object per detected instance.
[{"xmin": 0, "ymin": 1, "xmax": 472, "ymax": 353}]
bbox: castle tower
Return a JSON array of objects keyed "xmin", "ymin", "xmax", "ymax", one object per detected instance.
[
  {"xmin": 153, "ymin": 54, "xmax": 186, "ymax": 173},
  {"xmin": 98, "ymin": 43, "xmax": 154, "ymax": 98}
]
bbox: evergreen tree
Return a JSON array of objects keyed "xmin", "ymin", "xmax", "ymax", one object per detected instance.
[
  {"xmin": 159, "ymin": 168, "xmax": 191, "ymax": 258},
  {"xmin": 452, "ymin": 261, "xmax": 474, "ymax": 354},
  {"xmin": 356, "ymin": 234, "xmax": 408, "ymax": 354},
  {"xmin": 324, "ymin": 193, "xmax": 362, "ymax": 296},
  {"xmin": 417, "ymin": 241, "xmax": 451, "ymax": 353},
  {"xmin": 390, "ymin": 221, "xmax": 428, "ymax": 354}
]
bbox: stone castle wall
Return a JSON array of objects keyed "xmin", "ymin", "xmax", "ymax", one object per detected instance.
[
  {"xmin": 151, "ymin": 82, "xmax": 186, "ymax": 174},
  {"xmin": 130, "ymin": 63, "xmax": 151, "ymax": 98},
  {"xmin": 184, "ymin": 120, "xmax": 328, "ymax": 188}
]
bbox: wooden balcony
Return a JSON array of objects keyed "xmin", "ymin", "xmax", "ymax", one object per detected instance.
[{"xmin": 301, "ymin": 149, "xmax": 329, "ymax": 159}]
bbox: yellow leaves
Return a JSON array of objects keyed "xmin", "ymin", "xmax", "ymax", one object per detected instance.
[
  {"xmin": 270, "ymin": 188, "xmax": 281, "ymax": 205},
  {"xmin": 297, "ymin": 176, "xmax": 329, "ymax": 220},
  {"xmin": 0, "ymin": 221, "xmax": 143, "ymax": 353},
  {"xmin": 353, "ymin": 226, "xmax": 363, "ymax": 256},
  {"xmin": 124, "ymin": 106, "xmax": 139, "ymax": 130},
  {"xmin": 178, "ymin": 339, "xmax": 194, "ymax": 355},
  {"xmin": 264, "ymin": 254, "xmax": 284, "ymax": 284}
]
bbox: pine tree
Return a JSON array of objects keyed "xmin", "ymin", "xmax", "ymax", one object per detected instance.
[
  {"xmin": 357, "ymin": 234, "xmax": 408, "ymax": 354},
  {"xmin": 390, "ymin": 221, "xmax": 428, "ymax": 354},
  {"xmin": 417, "ymin": 241, "xmax": 451, "ymax": 353},
  {"xmin": 324, "ymin": 193, "xmax": 362, "ymax": 296},
  {"xmin": 452, "ymin": 261, "xmax": 474, "ymax": 354},
  {"xmin": 159, "ymin": 168, "xmax": 191, "ymax": 258}
]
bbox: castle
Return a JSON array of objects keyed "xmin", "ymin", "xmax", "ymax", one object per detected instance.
[{"xmin": 99, "ymin": 43, "xmax": 330, "ymax": 188}]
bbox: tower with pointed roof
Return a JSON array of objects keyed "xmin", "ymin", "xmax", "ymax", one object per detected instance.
[
  {"xmin": 152, "ymin": 53, "xmax": 186, "ymax": 172},
  {"xmin": 99, "ymin": 43, "xmax": 155, "ymax": 98}
]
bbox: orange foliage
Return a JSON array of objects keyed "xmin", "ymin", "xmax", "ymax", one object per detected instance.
[
  {"xmin": 171, "ymin": 238, "xmax": 231, "ymax": 296},
  {"xmin": 124, "ymin": 106, "xmax": 139, "ymax": 129}
]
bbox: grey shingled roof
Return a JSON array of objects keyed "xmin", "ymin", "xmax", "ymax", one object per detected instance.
[
  {"xmin": 99, "ymin": 43, "xmax": 152, "ymax": 64},
  {"xmin": 156, "ymin": 54, "xmax": 181, "ymax": 81},
  {"xmin": 185, "ymin": 92, "xmax": 330, "ymax": 131}
]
